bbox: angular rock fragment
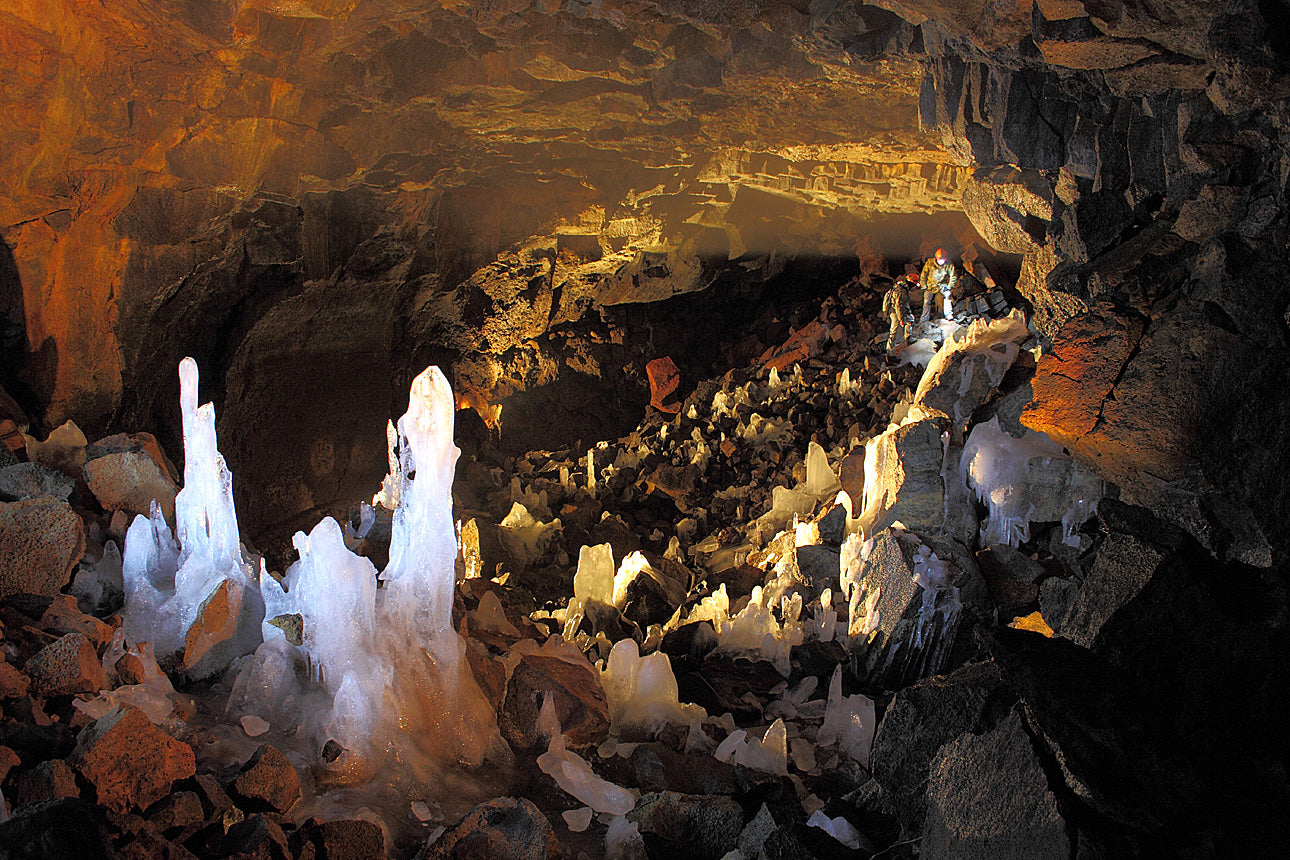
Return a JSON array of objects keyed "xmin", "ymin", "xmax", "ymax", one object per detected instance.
[
  {"xmin": 855, "ymin": 417, "xmax": 948, "ymax": 536},
  {"xmin": 499, "ymin": 639, "xmax": 609, "ymax": 752},
  {"xmin": 422, "ymin": 796, "xmax": 559, "ymax": 860},
  {"xmin": 0, "ymin": 462, "xmax": 75, "ymax": 503},
  {"xmin": 84, "ymin": 451, "xmax": 179, "ymax": 523},
  {"xmin": 70, "ymin": 705, "xmax": 196, "ymax": 813},
  {"xmin": 294, "ymin": 817, "xmax": 385, "ymax": 860},
  {"xmin": 921, "ymin": 708, "xmax": 1070, "ymax": 860},
  {"xmin": 230, "ymin": 744, "xmax": 301, "ymax": 814},
  {"xmin": 0, "ymin": 797, "xmax": 115, "ymax": 860},
  {"xmin": 0, "ymin": 498, "xmax": 85, "ymax": 600},
  {"xmin": 25, "ymin": 631, "xmax": 106, "ymax": 697},
  {"xmin": 628, "ymin": 791, "xmax": 744, "ymax": 860}
]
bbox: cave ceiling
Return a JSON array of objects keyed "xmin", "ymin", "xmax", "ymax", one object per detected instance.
[{"xmin": 2, "ymin": 0, "xmax": 1289, "ymax": 564}]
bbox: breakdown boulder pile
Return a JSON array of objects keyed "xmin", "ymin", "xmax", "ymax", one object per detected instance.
[{"xmin": 0, "ymin": 272, "xmax": 1286, "ymax": 860}]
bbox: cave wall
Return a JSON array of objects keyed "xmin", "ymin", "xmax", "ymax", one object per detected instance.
[{"xmin": 1, "ymin": 0, "xmax": 1288, "ymax": 564}]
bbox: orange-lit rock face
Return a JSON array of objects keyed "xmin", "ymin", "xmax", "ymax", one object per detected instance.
[{"xmin": 0, "ymin": 1, "xmax": 964, "ymax": 437}]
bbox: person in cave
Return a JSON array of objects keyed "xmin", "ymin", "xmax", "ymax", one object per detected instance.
[
  {"xmin": 883, "ymin": 273, "xmax": 915, "ymax": 354},
  {"xmin": 918, "ymin": 247, "xmax": 958, "ymax": 325}
]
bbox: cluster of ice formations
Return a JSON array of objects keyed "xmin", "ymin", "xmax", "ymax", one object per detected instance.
[
  {"xmin": 817, "ymin": 666, "xmax": 876, "ymax": 768},
  {"xmin": 714, "ymin": 718, "xmax": 788, "ymax": 775},
  {"xmin": 600, "ymin": 638, "xmax": 700, "ymax": 731},
  {"xmin": 962, "ymin": 416, "xmax": 1102, "ymax": 547},
  {"xmin": 243, "ymin": 365, "xmax": 498, "ymax": 768},
  {"xmin": 121, "ymin": 358, "xmax": 265, "ymax": 679},
  {"xmin": 683, "ymin": 584, "xmax": 805, "ymax": 676}
]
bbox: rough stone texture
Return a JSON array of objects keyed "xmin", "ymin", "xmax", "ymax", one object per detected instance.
[
  {"xmin": 628, "ymin": 791, "xmax": 745, "ymax": 860},
  {"xmin": 863, "ymin": 418, "xmax": 947, "ymax": 536},
  {"xmin": 921, "ymin": 708, "xmax": 1070, "ymax": 860},
  {"xmin": 0, "ymin": 798, "xmax": 115, "ymax": 860},
  {"xmin": 25, "ymin": 631, "xmax": 106, "ymax": 697},
  {"xmin": 422, "ymin": 796, "xmax": 560, "ymax": 860},
  {"xmin": 9, "ymin": 758, "xmax": 80, "ymax": 808},
  {"xmin": 70, "ymin": 705, "xmax": 196, "ymax": 814},
  {"xmin": 181, "ymin": 577, "xmax": 264, "ymax": 681},
  {"xmin": 83, "ymin": 451, "xmax": 178, "ymax": 523},
  {"xmin": 646, "ymin": 356, "xmax": 682, "ymax": 414},
  {"xmin": 961, "ymin": 166, "xmax": 1053, "ymax": 255},
  {"xmin": 0, "ymin": 498, "xmax": 85, "ymax": 600},
  {"xmin": 0, "ymin": 463, "xmax": 75, "ymax": 503},
  {"xmin": 0, "ymin": 658, "xmax": 30, "ymax": 699},
  {"xmin": 871, "ymin": 661, "xmax": 1006, "ymax": 839},
  {"xmin": 294, "ymin": 818, "xmax": 385, "ymax": 860},
  {"xmin": 230, "ymin": 745, "xmax": 301, "ymax": 814},
  {"xmin": 498, "ymin": 647, "xmax": 610, "ymax": 753}
]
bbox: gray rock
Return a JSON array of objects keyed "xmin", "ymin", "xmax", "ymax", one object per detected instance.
[
  {"xmin": 921, "ymin": 708, "xmax": 1069, "ymax": 860},
  {"xmin": 871, "ymin": 661, "xmax": 1006, "ymax": 838},
  {"xmin": 629, "ymin": 791, "xmax": 744, "ymax": 860},
  {"xmin": 0, "ymin": 797, "xmax": 114, "ymax": 860},
  {"xmin": 419, "ymin": 796, "xmax": 559, "ymax": 860},
  {"xmin": 860, "ymin": 418, "xmax": 947, "ymax": 537},
  {"xmin": 0, "ymin": 463, "xmax": 75, "ymax": 503},
  {"xmin": 794, "ymin": 545, "xmax": 841, "ymax": 597},
  {"xmin": 1059, "ymin": 530, "xmax": 1162, "ymax": 648}
]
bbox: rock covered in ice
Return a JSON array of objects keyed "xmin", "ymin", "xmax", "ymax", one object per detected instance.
[
  {"xmin": 121, "ymin": 358, "xmax": 264, "ymax": 678},
  {"xmin": 962, "ymin": 417, "xmax": 1103, "ymax": 547},
  {"xmin": 853, "ymin": 417, "xmax": 948, "ymax": 538},
  {"xmin": 839, "ymin": 529, "xmax": 966, "ymax": 688},
  {"xmin": 714, "ymin": 718, "xmax": 788, "ymax": 775},
  {"xmin": 817, "ymin": 665, "xmax": 876, "ymax": 768},
  {"xmin": 914, "ymin": 311, "xmax": 1030, "ymax": 427}
]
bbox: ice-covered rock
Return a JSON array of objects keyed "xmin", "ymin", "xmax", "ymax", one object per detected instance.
[
  {"xmin": 853, "ymin": 417, "xmax": 948, "ymax": 538},
  {"xmin": 962, "ymin": 417, "xmax": 1103, "ymax": 548},
  {"xmin": 839, "ymin": 529, "xmax": 968, "ymax": 688},
  {"xmin": 914, "ymin": 311, "xmax": 1030, "ymax": 427},
  {"xmin": 121, "ymin": 358, "xmax": 264, "ymax": 678}
]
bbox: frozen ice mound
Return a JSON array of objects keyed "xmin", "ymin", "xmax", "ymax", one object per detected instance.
[
  {"xmin": 961, "ymin": 416, "xmax": 1103, "ymax": 548},
  {"xmin": 600, "ymin": 638, "xmax": 701, "ymax": 731},
  {"xmin": 121, "ymin": 357, "xmax": 264, "ymax": 679}
]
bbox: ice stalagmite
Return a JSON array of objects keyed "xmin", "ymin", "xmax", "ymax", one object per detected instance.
[
  {"xmin": 247, "ymin": 365, "xmax": 497, "ymax": 775},
  {"xmin": 121, "ymin": 357, "xmax": 264, "ymax": 679}
]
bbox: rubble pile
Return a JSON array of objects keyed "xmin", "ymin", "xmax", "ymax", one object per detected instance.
[{"xmin": 0, "ymin": 269, "xmax": 1285, "ymax": 860}]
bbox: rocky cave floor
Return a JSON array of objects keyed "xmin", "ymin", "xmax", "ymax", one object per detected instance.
[{"xmin": 1, "ymin": 269, "xmax": 1288, "ymax": 860}]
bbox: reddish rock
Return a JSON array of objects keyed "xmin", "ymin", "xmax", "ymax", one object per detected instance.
[
  {"xmin": 0, "ymin": 657, "xmax": 31, "ymax": 698},
  {"xmin": 11, "ymin": 758, "xmax": 81, "ymax": 807},
  {"xmin": 646, "ymin": 356, "xmax": 682, "ymax": 413},
  {"xmin": 222, "ymin": 813, "xmax": 292, "ymax": 860},
  {"xmin": 838, "ymin": 446, "xmax": 866, "ymax": 507},
  {"xmin": 499, "ymin": 643, "xmax": 610, "ymax": 752},
  {"xmin": 1022, "ymin": 307, "xmax": 1144, "ymax": 445},
  {"xmin": 0, "ymin": 497, "xmax": 86, "ymax": 600},
  {"xmin": 294, "ymin": 817, "xmax": 386, "ymax": 860},
  {"xmin": 70, "ymin": 705, "xmax": 196, "ymax": 813},
  {"xmin": 145, "ymin": 790, "xmax": 207, "ymax": 833},
  {"xmin": 25, "ymin": 631, "xmax": 106, "ymax": 696},
  {"xmin": 84, "ymin": 451, "xmax": 179, "ymax": 523},
  {"xmin": 0, "ymin": 743, "xmax": 20, "ymax": 782},
  {"xmin": 0, "ymin": 418, "xmax": 26, "ymax": 459},
  {"xmin": 422, "ymin": 796, "xmax": 559, "ymax": 860},
  {"xmin": 759, "ymin": 319, "xmax": 834, "ymax": 372},
  {"xmin": 230, "ymin": 744, "xmax": 301, "ymax": 814},
  {"xmin": 39, "ymin": 594, "xmax": 114, "ymax": 647}
]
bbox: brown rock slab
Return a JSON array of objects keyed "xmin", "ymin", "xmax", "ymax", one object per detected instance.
[
  {"xmin": 499, "ymin": 640, "xmax": 609, "ymax": 752},
  {"xmin": 646, "ymin": 356, "xmax": 682, "ymax": 413},
  {"xmin": 0, "ymin": 658, "xmax": 31, "ymax": 698},
  {"xmin": 1037, "ymin": 38, "xmax": 1157, "ymax": 70},
  {"xmin": 11, "ymin": 758, "xmax": 81, "ymax": 807},
  {"xmin": 25, "ymin": 631, "xmax": 106, "ymax": 696},
  {"xmin": 84, "ymin": 450, "xmax": 179, "ymax": 523},
  {"xmin": 0, "ymin": 497, "xmax": 86, "ymax": 600},
  {"xmin": 70, "ymin": 705, "xmax": 196, "ymax": 813},
  {"xmin": 39, "ymin": 594, "xmax": 114, "ymax": 646},
  {"xmin": 230, "ymin": 744, "xmax": 301, "ymax": 813},
  {"xmin": 294, "ymin": 817, "xmax": 386, "ymax": 860}
]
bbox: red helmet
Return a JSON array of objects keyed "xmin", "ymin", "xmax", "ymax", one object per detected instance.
[{"xmin": 934, "ymin": 248, "xmax": 947, "ymax": 264}]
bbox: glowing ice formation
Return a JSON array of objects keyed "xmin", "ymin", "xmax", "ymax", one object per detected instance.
[
  {"xmin": 714, "ymin": 718, "xmax": 788, "ymax": 775},
  {"xmin": 817, "ymin": 665, "xmax": 876, "ymax": 768},
  {"xmin": 961, "ymin": 416, "xmax": 1103, "ymax": 547},
  {"xmin": 537, "ymin": 694, "xmax": 636, "ymax": 814},
  {"xmin": 600, "ymin": 638, "xmax": 699, "ymax": 731},
  {"xmin": 121, "ymin": 357, "xmax": 264, "ymax": 678},
  {"xmin": 246, "ymin": 365, "xmax": 498, "ymax": 769}
]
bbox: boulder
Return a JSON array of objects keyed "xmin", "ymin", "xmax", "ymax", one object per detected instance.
[
  {"xmin": 420, "ymin": 796, "xmax": 560, "ymax": 860},
  {"xmin": 871, "ymin": 661, "xmax": 1006, "ymax": 838},
  {"xmin": 144, "ymin": 790, "xmax": 206, "ymax": 833},
  {"xmin": 857, "ymin": 418, "xmax": 947, "ymax": 536},
  {"xmin": 960, "ymin": 167, "xmax": 1053, "ymax": 255},
  {"xmin": 83, "ymin": 451, "xmax": 179, "ymax": 523},
  {"xmin": 294, "ymin": 818, "xmax": 385, "ymax": 860},
  {"xmin": 0, "ymin": 498, "xmax": 85, "ymax": 600},
  {"xmin": 222, "ymin": 813, "xmax": 291, "ymax": 860},
  {"xmin": 0, "ymin": 463, "xmax": 75, "ymax": 503},
  {"xmin": 9, "ymin": 759, "xmax": 80, "ymax": 808},
  {"xmin": 70, "ymin": 705, "xmax": 196, "ymax": 813},
  {"xmin": 628, "ymin": 791, "xmax": 745, "ymax": 860},
  {"xmin": 230, "ymin": 744, "xmax": 301, "ymax": 814},
  {"xmin": 646, "ymin": 356, "xmax": 682, "ymax": 413},
  {"xmin": 499, "ymin": 638, "xmax": 609, "ymax": 752},
  {"xmin": 913, "ymin": 313, "xmax": 1030, "ymax": 428},
  {"xmin": 25, "ymin": 631, "xmax": 106, "ymax": 697},
  {"xmin": 921, "ymin": 708, "xmax": 1070, "ymax": 860},
  {"xmin": 181, "ymin": 577, "xmax": 265, "ymax": 681}
]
